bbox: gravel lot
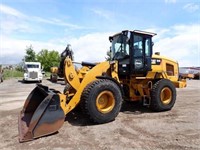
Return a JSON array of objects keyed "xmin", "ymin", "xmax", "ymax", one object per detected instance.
[{"xmin": 0, "ymin": 78, "xmax": 199, "ymax": 150}]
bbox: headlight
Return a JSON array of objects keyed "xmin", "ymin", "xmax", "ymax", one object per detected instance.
[{"xmin": 24, "ymin": 73, "xmax": 28, "ymax": 77}]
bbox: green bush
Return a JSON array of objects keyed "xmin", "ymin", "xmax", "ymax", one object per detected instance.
[{"xmin": 3, "ymin": 69, "xmax": 24, "ymax": 79}]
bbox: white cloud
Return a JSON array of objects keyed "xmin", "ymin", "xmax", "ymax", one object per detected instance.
[
  {"xmin": 153, "ymin": 24, "xmax": 200, "ymax": 67},
  {"xmin": 183, "ymin": 3, "xmax": 199, "ymax": 13},
  {"xmin": 0, "ymin": 18, "xmax": 34, "ymax": 34},
  {"xmin": 0, "ymin": 4, "xmax": 110, "ymax": 64},
  {"xmin": 0, "ymin": 35, "xmax": 66, "ymax": 64},
  {"xmin": 0, "ymin": 32, "xmax": 112, "ymax": 64},
  {"xmin": 0, "ymin": 4, "xmax": 85, "ymax": 35},
  {"xmin": 0, "ymin": 4, "xmax": 26, "ymax": 18},
  {"xmin": 0, "ymin": 4, "xmax": 31, "ymax": 34},
  {"xmin": 33, "ymin": 16, "xmax": 85, "ymax": 29},
  {"xmin": 91, "ymin": 8, "xmax": 114, "ymax": 20},
  {"xmin": 0, "ymin": 3, "xmax": 199, "ymax": 68},
  {"xmin": 164, "ymin": 0, "xmax": 177, "ymax": 4},
  {"xmin": 1, "ymin": 25, "xmax": 199, "ymax": 67},
  {"xmin": 68, "ymin": 33, "xmax": 112, "ymax": 62}
]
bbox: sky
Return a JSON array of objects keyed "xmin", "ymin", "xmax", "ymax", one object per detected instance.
[{"xmin": 0, "ymin": 0, "xmax": 199, "ymax": 67}]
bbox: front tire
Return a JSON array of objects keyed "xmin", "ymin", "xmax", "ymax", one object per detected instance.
[
  {"xmin": 150, "ymin": 79, "xmax": 176, "ymax": 111},
  {"xmin": 81, "ymin": 79, "xmax": 122, "ymax": 124}
]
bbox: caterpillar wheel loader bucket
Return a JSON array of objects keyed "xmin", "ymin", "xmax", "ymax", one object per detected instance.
[{"xmin": 18, "ymin": 84, "xmax": 66, "ymax": 142}]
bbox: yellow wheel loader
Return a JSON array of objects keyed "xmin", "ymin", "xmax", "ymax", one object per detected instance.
[
  {"xmin": 50, "ymin": 66, "xmax": 59, "ymax": 82},
  {"xmin": 50, "ymin": 44, "xmax": 74, "ymax": 83},
  {"xmin": 18, "ymin": 30, "xmax": 186, "ymax": 142}
]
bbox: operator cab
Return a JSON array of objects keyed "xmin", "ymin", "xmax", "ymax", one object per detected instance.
[{"xmin": 109, "ymin": 30, "xmax": 156, "ymax": 77}]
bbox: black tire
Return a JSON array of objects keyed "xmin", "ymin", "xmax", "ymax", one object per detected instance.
[
  {"xmin": 51, "ymin": 74, "xmax": 57, "ymax": 83},
  {"xmin": 63, "ymin": 83, "xmax": 72, "ymax": 94},
  {"xmin": 81, "ymin": 79, "xmax": 122, "ymax": 124},
  {"xmin": 150, "ymin": 79, "xmax": 176, "ymax": 112}
]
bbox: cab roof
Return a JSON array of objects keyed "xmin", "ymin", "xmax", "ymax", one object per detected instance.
[
  {"xmin": 133, "ymin": 30, "xmax": 157, "ymax": 36},
  {"xmin": 109, "ymin": 30, "xmax": 156, "ymax": 41}
]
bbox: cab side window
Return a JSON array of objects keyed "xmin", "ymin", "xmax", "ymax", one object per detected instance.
[
  {"xmin": 145, "ymin": 38, "xmax": 151, "ymax": 57},
  {"xmin": 133, "ymin": 35, "xmax": 143, "ymax": 57}
]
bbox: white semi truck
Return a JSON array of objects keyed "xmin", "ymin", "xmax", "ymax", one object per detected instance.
[{"xmin": 23, "ymin": 62, "xmax": 43, "ymax": 82}]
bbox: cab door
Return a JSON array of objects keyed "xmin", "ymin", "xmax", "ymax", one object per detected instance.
[{"xmin": 131, "ymin": 33, "xmax": 152, "ymax": 75}]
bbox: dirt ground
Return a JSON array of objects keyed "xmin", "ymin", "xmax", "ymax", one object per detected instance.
[{"xmin": 0, "ymin": 78, "xmax": 199, "ymax": 150}]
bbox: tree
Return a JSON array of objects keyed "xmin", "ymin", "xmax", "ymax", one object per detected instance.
[
  {"xmin": 24, "ymin": 45, "xmax": 36, "ymax": 62},
  {"xmin": 37, "ymin": 49, "xmax": 60, "ymax": 71},
  {"xmin": 15, "ymin": 62, "xmax": 24, "ymax": 72}
]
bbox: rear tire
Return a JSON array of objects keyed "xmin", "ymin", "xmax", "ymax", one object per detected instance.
[
  {"xmin": 150, "ymin": 79, "xmax": 176, "ymax": 111},
  {"xmin": 81, "ymin": 79, "xmax": 122, "ymax": 124}
]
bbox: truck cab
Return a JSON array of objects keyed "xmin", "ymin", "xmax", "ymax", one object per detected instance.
[{"xmin": 23, "ymin": 62, "xmax": 43, "ymax": 82}]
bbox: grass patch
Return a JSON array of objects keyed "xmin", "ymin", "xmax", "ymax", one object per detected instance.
[{"xmin": 3, "ymin": 69, "xmax": 24, "ymax": 79}]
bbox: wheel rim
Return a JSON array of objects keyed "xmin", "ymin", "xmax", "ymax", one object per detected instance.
[
  {"xmin": 160, "ymin": 87, "xmax": 172, "ymax": 105},
  {"xmin": 96, "ymin": 91, "xmax": 115, "ymax": 114}
]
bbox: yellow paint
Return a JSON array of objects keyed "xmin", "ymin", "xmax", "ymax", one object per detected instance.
[
  {"xmin": 64, "ymin": 58, "xmax": 80, "ymax": 90},
  {"xmin": 50, "ymin": 67, "xmax": 59, "ymax": 74},
  {"xmin": 96, "ymin": 91, "xmax": 115, "ymax": 114},
  {"xmin": 58, "ymin": 93, "xmax": 68, "ymax": 114},
  {"xmin": 111, "ymin": 61, "xmax": 120, "ymax": 82},
  {"xmin": 160, "ymin": 87, "xmax": 172, "ymax": 105}
]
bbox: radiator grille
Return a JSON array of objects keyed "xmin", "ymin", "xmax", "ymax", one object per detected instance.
[{"xmin": 29, "ymin": 72, "xmax": 38, "ymax": 79}]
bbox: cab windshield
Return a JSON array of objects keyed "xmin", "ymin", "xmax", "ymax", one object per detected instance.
[
  {"xmin": 111, "ymin": 33, "xmax": 130, "ymax": 60},
  {"xmin": 26, "ymin": 64, "xmax": 39, "ymax": 68}
]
